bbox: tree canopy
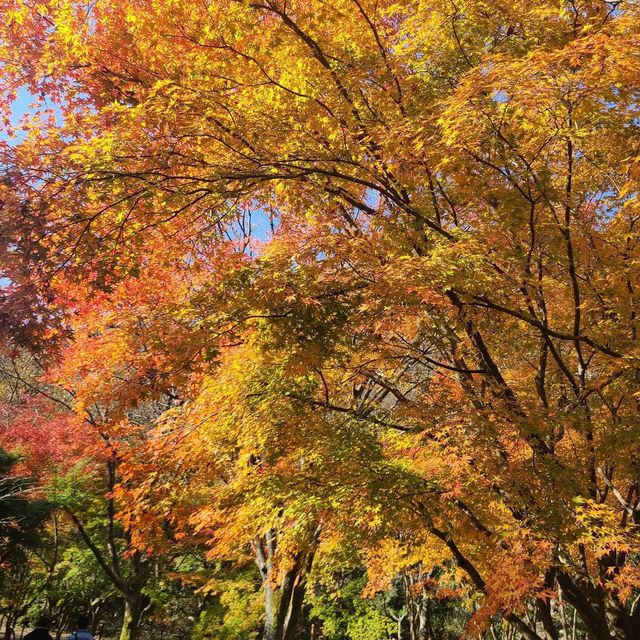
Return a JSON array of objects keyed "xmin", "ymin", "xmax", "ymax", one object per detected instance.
[{"xmin": 1, "ymin": 1, "xmax": 639, "ymax": 639}]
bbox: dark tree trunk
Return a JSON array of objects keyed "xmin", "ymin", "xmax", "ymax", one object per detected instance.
[
  {"xmin": 3, "ymin": 614, "xmax": 16, "ymax": 640},
  {"xmin": 118, "ymin": 593, "xmax": 148, "ymax": 640}
]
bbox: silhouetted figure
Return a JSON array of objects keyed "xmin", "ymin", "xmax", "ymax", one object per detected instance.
[
  {"xmin": 23, "ymin": 617, "xmax": 52, "ymax": 640},
  {"xmin": 65, "ymin": 615, "xmax": 94, "ymax": 640}
]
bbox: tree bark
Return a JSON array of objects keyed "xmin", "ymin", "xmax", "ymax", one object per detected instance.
[
  {"xmin": 417, "ymin": 589, "xmax": 429, "ymax": 640},
  {"xmin": 118, "ymin": 594, "xmax": 146, "ymax": 640},
  {"xmin": 556, "ymin": 572, "xmax": 613, "ymax": 640},
  {"xmin": 3, "ymin": 613, "xmax": 16, "ymax": 640},
  {"xmin": 254, "ymin": 529, "xmax": 318, "ymax": 640},
  {"xmin": 262, "ymin": 579, "xmax": 279, "ymax": 640}
]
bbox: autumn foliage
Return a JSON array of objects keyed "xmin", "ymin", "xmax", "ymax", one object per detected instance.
[{"xmin": 1, "ymin": 1, "xmax": 640, "ymax": 639}]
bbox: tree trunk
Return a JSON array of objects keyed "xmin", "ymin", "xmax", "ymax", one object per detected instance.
[
  {"xmin": 282, "ymin": 557, "xmax": 312, "ymax": 640},
  {"xmin": 118, "ymin": 596, "xmax": 144, "ymax": 640},
  {"xmin": 262, "ymin": 580, "xmax": 279, "ymax": 640},
  {"xmin": 396, "ymin": 612, "xmax": 406, "ymax": 640},
  {"xmin": 254, "ymin": 529, "xmax": 319, "ymax": 640},
  {"xmin": 556, "ymin": 572, "xmax": 613, "ymax": 640},
  {"xmin": 263, "ymin": 551, "xmax": 315, "ymax": 640},
  {"xmin": 3, "ymin": 612, "xmax": 17, "ymax": 640},
  {"xmin": 417, "ymin": 591, "xmax": 429, "ymax": 640}
]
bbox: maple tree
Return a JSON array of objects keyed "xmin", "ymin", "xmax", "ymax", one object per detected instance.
[
  {"xmin": 50, "ymin": 265, "xmax": 326, "ymax": 640},
  {"xmin": 0, "ymin": 348, "xmax": 212, "ymax": 640},
  {"xmin": 1, "ymin": 1, "xmax": 640, "ymax": 639},
  {"xmin": 0, "ymin": 348, "xmax": 179, "ymax": 640}
]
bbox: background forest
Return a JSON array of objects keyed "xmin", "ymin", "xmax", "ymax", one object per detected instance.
[{"xmin": 0, "ymin": 1, "xmax": 639, "ymax": 639}]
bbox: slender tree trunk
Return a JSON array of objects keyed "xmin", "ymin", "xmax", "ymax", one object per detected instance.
[
  {"xmin": 402, "ymin": 574, "xmax": 417, "ymax": 640},
  {"xmin": 262, "ymin": 580, "xmax": 279, "ymax": 640},
  {"xmin": 559, "ymin": 587, "xmax": 569, "ymax": 640},
  {"xmin": 3, "ymin": 612, "xmax": 17, "ymax": 640},
  {"xmin": 417, "ymin": 593, "xmax": 429, "ymax": 640},
  {"xmin": 397, "ymin": 612, "xmax": 407, "ymax": 640}
]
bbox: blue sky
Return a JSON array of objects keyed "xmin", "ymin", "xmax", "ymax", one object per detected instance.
[
  {"xmin": 2, "ymin": 87, "xmax": 36, "ymax": 144},
  {"xmin": 0, "ymin": 90, "xmax": 36, "ymax": 288},
  {"xmin": 2, "ymin": 87, "xmax": 278, "ymax": 254}
]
